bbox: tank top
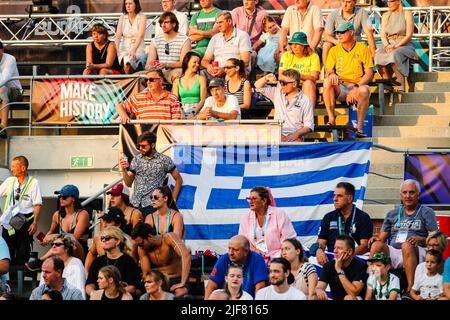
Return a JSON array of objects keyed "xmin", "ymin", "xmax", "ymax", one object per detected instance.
[
  {"xmin": 123, "ymin": 209, "xmax": 136, "ymax": 235},
  {"xmin": 91, "ymin": 40, "xmax": 122, "ymax": 71},
  {"xmin": 179, "ymin": 76, "xmax": 201, "ymax": 104},
  {"xmin": 101, "ymin": 290, "xmax": 123, "ymax": 301},
  {"xmin": 225, "ymin": 79, "xmax": 247, "ymax": 105},
  {"xmin": 150, "ymin": 210, "xmax": 175, "ymax": 234}
]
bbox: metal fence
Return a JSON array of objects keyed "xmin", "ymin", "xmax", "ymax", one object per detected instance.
[{"xmin": 0, "ymin": 6, "xmax": 449, "ymax": 70}]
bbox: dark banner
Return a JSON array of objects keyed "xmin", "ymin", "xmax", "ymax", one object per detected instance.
[
  {"xmin": 32, "ymin": 77, "xmax": 141, "ymax": 123},
  {"xmin": 404, "ymin": 154, "xmax": 450, "ymax": 205}
]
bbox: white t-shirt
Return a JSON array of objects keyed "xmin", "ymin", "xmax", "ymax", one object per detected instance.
[
  {"xmin": 212, "ymin": 289, "xmax": 253, "ymax": 300},
  {"xmin": 201, "ymin": 95, "xmax": 241, "ymax": 120},
  {"xmin": 255, "ymin": 285, "xmax": 306, "ymax": 300},
  {"xmin": 154, "ymin": 10, "xmax": 188, "ymax": 36},
  {"xmin": 40, "ymin": 257, "xmax": 86, "ymax": 299},
  {"xmin": 367, "ymin": 273, "xmax": 401, "ymax": 300},
  {"xmin": 0, "ymin": 53, "xmax": 22, "ymax": 90},
  {"xmin": 0, "ymin": 176, "xmax": 42, "ymax": 214},
  {"xmin": 412, "ymin": 270, "xmax": 443, "ymax": 299}
]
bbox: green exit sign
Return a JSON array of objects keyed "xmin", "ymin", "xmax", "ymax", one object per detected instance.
[{"xmin": 70, "ymin": 156, "xmax": 94, "ymax": 169}]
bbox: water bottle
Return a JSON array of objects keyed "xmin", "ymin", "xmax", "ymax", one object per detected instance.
[{"xmin": 121, "ymin": 152, "xmax": 129, "ymax": 169}]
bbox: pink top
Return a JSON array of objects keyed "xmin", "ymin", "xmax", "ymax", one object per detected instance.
[
  {"xmin": 231, "ymin": 6, "xmax": 268, "ymax": 45},
  {"xmin": 238, "ymin": 206, "xmax": 297, "ymax": 263}
]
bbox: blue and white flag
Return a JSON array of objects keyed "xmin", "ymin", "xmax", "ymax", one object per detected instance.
[{"xmin": 170, "ymin": 141, "xmax": 372, "ymax": 254}]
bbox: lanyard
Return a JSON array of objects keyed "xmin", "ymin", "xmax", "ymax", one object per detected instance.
[
  {"xmin": 338, "ymin": 205, "xmax": 356, "ymax": 235},
  {"xmin": 376, "ymin": 274, "xmax": 391, "ymax": 300},
  {"xmin": 254, "ymin": 210, "xmax": 268, "ymax": 240},
  {"xmin": 156, "ymin": 208, "xmax": 171, "ymax": 236},
  {"xmin": 396, "ymin": 205, "xmax": 421, "ymax": 228}
]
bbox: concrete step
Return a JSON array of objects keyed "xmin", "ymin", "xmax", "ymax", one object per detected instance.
[
  {"xmin": 365, "ymin": 187, "xmax": 402, "ymax": 200},
  {"xmin": 363, "ymin": 204, "xmax": 395, "ymax": 220},
  {"xmin": 369, "ymin": 162, "xmax": 404, "ymax": 175},
  {"xmin": 411, "ymin": 72, "xmax": 450, "ymax": 82},
  {"xmin": 414, "ymin": 82, "xmax": 450, "ymax": 92},
  {"xmin": 394, "ymin": 103, "xmax": 450, "ymax": 115},
  {"xmin": 370, "ymin": 150, "xmax": 403, "ymax": 164},
  {"xmin": 374, "ymin": 115, "xmax": 450, "ymax": 126},
  {"xmin": 366, "ymin": 174, "xmax": 403, "ymax": 189},
  {"xmin": 400, "ymin": 92, "xmax": 450, "ymax": 103},
  {"xmin": 363, "ymin": 137, "xmax": 450, "ymax": 148},
  {"xmin": 372, "ymin": 126, "xmax": 450, "ymax": 138}
]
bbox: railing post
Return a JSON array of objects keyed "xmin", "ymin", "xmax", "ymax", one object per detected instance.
[
  {"xmin": 28, "ymin": 70, "xmax": 37, "ymax": 136},
  {"xmin": 429, "ymin": 7, "xmax": 434, "ymax": 72}
]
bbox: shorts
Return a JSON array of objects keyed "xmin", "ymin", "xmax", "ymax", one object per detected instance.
[
  {"xmin": 337, "ymin": 83, "xmax": 371, "ymax": 102},
  {"xmin": 388, "ymin": 244, "xmax": 426, "ymax": 269}
]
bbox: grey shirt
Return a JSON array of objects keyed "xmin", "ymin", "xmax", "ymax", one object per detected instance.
[
  {"xmin": 29, "ymin": 278, "xmax": 84, "ymax": 300},
  {"xmin": 381, "ymin": 205, "xmax": 438, "ymax": 250},
  {"xmin": 139, "ymin": 292, "xmax": 175, "ymax": 300},
  {"xmin": 129, "ymin": 152, "xmax": 176, "ymax": 208},
  {"xmin": 325, "ymin": 7, "xmax": 371, "ymax": 40}
]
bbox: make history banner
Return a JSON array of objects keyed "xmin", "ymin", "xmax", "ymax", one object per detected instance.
[
  {"xmin": 32, "ymin": 77, "xmax": 140, "ymax": 124},
  {"xmin": 404, "ymin": 153, "xmax": 450, "ymax": 205}
]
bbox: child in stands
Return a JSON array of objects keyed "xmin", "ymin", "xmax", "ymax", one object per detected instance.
[
  {"xmin": 410, "ymin": 249, "xmax": 444, "ymax": 300},
  {"xmin": 254, "ymin": 16, "xmax": 280, "ymax": 75},
  {"xmin": 365, "ymin": 252, "xmax": 400, "ymax": 300}
]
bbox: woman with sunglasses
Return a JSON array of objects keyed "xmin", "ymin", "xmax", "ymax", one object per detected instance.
[
  {"xmin": 281, "ymin": 238, "xmax": 318, "ymax": 300},
  {"xmin": 114, "ymin": 0, "xmax": 147, "ymax": 74},
  {"xmin": 145, "ymin": 186, "xmax": 185, "ymax": 240},
  {"xmin": 42, "ymin": 185, "xmax": 90, "ymax": 259},
  {"xmin": 140, "ymin": 269, "xmax": 174, "ymax": 300},
  {"xmin": 278, "ymin": 32, "xmax": 320, "ymax": 108},
  {"xmin": 38, "ymin": 234, "xmax": 87, "ymax": 299},
  {"xmin": 223, "ymin": 58, "xmax": 252, "ymax": 119},
  {"xmin": 172, "ymin": 51, "xmax": 207, "ymax": 118},
  {"xmin": 85, "ymin": 226, "xmax": 140, "ymax": 298},
  {"xmin": 90, "ymin": 265, "xmax": 133, "ymax": 300},
  {"xmin": 211, "ymin": 263, "xmax": 253, "ymax": 300},
  {"xmin": 375, "ymin": 0, "xmax": 415, "ymax": 93},
  {"xmin": 238, "ymin": 186, "xmax": 297, "ymax": 264}
]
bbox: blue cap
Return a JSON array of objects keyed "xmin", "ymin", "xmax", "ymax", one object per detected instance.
[{"xmin": 55, "ymin": 184, "xmax": 80, "ymax": 198}]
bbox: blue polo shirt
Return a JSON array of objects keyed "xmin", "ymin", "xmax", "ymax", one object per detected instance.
[
  {"xmin": 318, "ymin": 205, "xmax": 373, "ymax": 252},
  {"xmin": 209, "ymin": 251, "xmax": 268, "ymax": 297}
]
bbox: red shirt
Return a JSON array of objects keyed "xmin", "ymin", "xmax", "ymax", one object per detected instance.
[{"xmin": 123, "ymin": 90, "xmax": 182, "ymax": 120}]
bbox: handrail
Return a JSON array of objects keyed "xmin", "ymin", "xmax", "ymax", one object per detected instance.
[{"xmin": 373, "ymin": 143, "xmax": 450, "ymax": 154}]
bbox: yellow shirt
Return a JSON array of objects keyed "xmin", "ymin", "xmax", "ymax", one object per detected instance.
[
  {"xmin": 279, "ymin": 51, "xmax": 321, "ymax": 76},
  {"xmin": 326, "ymin": 41, "xmax": 374, "ymax": 84}
]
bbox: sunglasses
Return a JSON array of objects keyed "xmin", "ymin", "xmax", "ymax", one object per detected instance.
[
  {"xmin": 335, "ymin": 31, "xmax": 348, "ymax": 35},
  {"xmin": 279, "ymin": 80, "xmax": 295, "ymax": 86},
  {"xmin": 151, "ymin": 195, "xmax": 160, "ymax": 200},
  {"xmin": 224, "ymin": 65, "xmax": 235, "ymax": 70},
  {"xmin": 100, "ymin": 236, "xmax": 115, "ymax": 242},
  {"xmin": 58, "ymin": 195, "xmax": 70, "ymax": 200},
  {"xmin": 147, "ymin": 77, "xmax": 161, "ymax": 83},
  {"xmin": 14, "ymin": 187, "xmax": 20, "ymax": 201},
  {"xmin": 51, "ymin": 242, "xmax": 65, "ymax": 247},
  {"xmin": 165, "ymin": 43, "xmax": 170, "ymax": 55}
]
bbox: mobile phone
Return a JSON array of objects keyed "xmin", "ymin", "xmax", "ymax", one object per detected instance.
[{"xmin": 36, "ymin": 231, "xmax": 45, "ymax": 242}]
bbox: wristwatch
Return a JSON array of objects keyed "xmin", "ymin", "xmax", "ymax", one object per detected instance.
[{"xmin": 337, "ymin": 270, "xmax": 345, "ymax": 276}]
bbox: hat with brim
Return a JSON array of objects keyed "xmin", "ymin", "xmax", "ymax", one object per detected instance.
[
  {"xmin": 101, "ymin": 207, "xmax": 125, "ymax": 222},
  {"xmin": 367, "ymin": 252, "xmax": 391, "ymax": 265},
  {"xmin": 208, "ymin": 78, "xmax": 225, "ymax": 89},
  {"xmin": 55, "ymin": 184, "xmax": 79, "ymax": 198},
  {"xmin": 106, "ymin": 183, "xmax": 129, "ymax": 196},
  {"xmin": 288, "ymin": 32, "xmax": 309, "ymax": 46},
  {"xmin": 335, "ymin": 21, "xmax": 355, "ymax": 33}
]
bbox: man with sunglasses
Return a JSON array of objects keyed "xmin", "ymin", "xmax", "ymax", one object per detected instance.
[
  {"xmin": 145, "ymin": 11, "xmax": 191, "ymax": 83},
  {"xmin": 0, "ymin": 155, "xmax": 42, "ymax": 266},
  {"xmin": 254, "ymin": 68, "xmax": 314, "ymax": 141},
  {"xmin": 119, "ymin": 131, "xmax": 183, "ymax": 218},
  {"xmin": 323, "ymin": 21, "xmax": 373, "ymax": 138},
  {"xmin": 322, "ymin": 0, "xmax": 375, "ymax": 64},
  {"xmin": 131, "ymin": 222, "xmax": 191, "ymax": 298},
  {"xmin": 116, "ymin": 67, "xmax": 182, "ymax": 123}
]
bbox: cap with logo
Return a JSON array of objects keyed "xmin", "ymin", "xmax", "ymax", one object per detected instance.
[
  {"xmin": 106, "ymin": 183, "xmax": 129, "ymax": 196},
  {"xmin": 55, "ymin": 184, "xmax": 80, "ymax": 198}
]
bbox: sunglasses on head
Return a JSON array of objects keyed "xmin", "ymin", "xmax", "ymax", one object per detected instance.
[
  {"xmin": 100, "ymin": 236, "xmax": 115, "ymax": 242},
  {"xmin": 165, "ymin": 43, "xmax": 170, "ymax": 55},
  {"xmin": 51, "ymin": 242, "xmax": 65, "ymax": 247},
  {"xmin": 147, "ymin": 77, "xmax": 161, "ymax": 83},
  {"xmin": 279, "ymin": 80, "xmax": 295, "ymax": 86}
]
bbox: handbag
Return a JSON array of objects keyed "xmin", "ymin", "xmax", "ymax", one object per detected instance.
[{"xmin": 9, "ymin": 213, "xmax": 27, "ymax": 231}]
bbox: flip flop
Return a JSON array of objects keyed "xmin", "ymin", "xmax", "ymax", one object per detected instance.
[{"xmin": 355, "ymin": 131, "xmax": 367, "ymax": 138}]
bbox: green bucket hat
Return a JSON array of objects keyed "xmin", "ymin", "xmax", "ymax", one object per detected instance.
[
  {"xmin": 288, "ymin": 32, "xmax": 309, "ymax": 46},
  {"xmin": 335, "ymin": 21, "xmax": 355, "ymax": 33},
  {"xmin": 367, "ymin": 252, "xmax": 391, "ymax": 265}
]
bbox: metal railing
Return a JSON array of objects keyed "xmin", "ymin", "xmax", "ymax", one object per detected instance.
[{"xmin": 0, "ymin": 6, "xmax": 449, "ymax": 70}]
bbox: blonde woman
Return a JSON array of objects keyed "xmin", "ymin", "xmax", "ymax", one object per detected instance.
[
  {"xmin": 140, "ymin": 270, "xmax": 175, "ymax": 300},
  {"xmin": 375, "ymin": 0, "xmax": 415, "ymax": 92},
  {"xmin": 85, "ymin": 226, "xmax": 140, "ymax": 298},
  {"xmin": 90, "ymin": 265, "xmax": 133, "ymax": 300}
]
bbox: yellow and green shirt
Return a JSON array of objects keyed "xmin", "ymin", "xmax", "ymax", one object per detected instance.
[{"xmin": 279, "ymin": 51, "xmax": 321, "ymax": 77}]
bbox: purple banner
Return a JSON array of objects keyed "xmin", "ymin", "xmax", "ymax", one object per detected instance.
[{"xmin": 404, "ymin": 154, "xmax": 450, "ymax": 204}]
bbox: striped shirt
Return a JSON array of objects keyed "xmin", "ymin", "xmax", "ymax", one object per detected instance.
[
  {"xmin": 153, "ymin": 33, "xmax": 189, "ymax": 64},
  {"xmin": 122, "ymin": 90, "xmax": 182, "ymax": 120}
]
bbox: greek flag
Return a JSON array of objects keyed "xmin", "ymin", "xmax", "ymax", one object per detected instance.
[{"xmin": 169, "ymin": 141, "xmax": 372, "ymax": 255}]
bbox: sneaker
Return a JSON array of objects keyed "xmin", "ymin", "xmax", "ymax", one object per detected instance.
[
  {"xmin": 0, "ymin": 125, "xmax": 7, "ymax": 139},
  {"xmin": 401, "ymin": 292, "xmax": 413, "ymax": 300},
  {"xmin": 25, "ymin": 258, "xmax": 42, "ymax": 272}
]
